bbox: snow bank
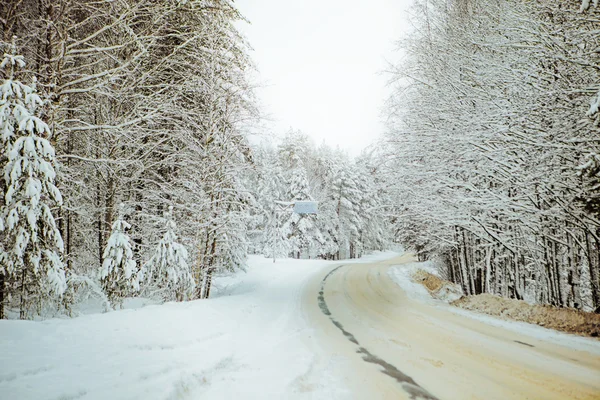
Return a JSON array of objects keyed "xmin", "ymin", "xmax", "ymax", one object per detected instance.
[
  {"xmin": 449, "ymin": 307, "xmax": 600, "ymax": 355},
  {"xmin": 388, "ymin": 261, "xmax": 438, "ymax": 304},
  {"xmin": 388, "ymin": 261, "xmax": 600, "ymax": 355},
  {"xmin": 0, "ymin": 251, "xmax": 402, "ymax": 400},
  {"xmin": 387, "ymin": 260, "xmax": 458, "ymax": 303}
]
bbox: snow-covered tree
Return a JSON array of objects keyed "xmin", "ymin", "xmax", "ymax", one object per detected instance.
[
  {"xmin": 248, "ymin": 133, "xmax": 392, "ymax": 261},
  {"xmin": 145, "ymin": 206, "xmax": 195, "ymax": 302},
  {"xmin": 329, "ymin": 159, "xmax": 362, "ymax": 258},
  {"xmin": 100, "ymin": 206, "xmax": 141, "ymax": 309},
  {"xmin": 2, "ymin": 1, "xmax": 258, "ymax": 308},
  {"xmin": 248, "ymin": 145, "xmax": 285, "ymax": 257},
  {"xmin": 278, "ymin": 133, "xmax": 323, "ymax": 258},
  {"xmin": 382, "ymin": 0, "xmax": 600, "ymax": 310},
  {"xmin": 0, "ymin": 47, "xmax": 66, "ymax": 319}
]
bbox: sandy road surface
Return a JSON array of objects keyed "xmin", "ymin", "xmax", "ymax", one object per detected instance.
[{"xmin": 302, "ymin": 253, "xmax": 600, "ymax": 400}]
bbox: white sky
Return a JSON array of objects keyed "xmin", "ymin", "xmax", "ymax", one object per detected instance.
[{"xmin": 235, "ymin": 0, "xmax": 414, "ymax": 154}]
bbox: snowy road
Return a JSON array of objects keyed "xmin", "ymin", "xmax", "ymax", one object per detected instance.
[
  {"xmin": 2, "ymin": 252, "xmax": 600, "ymax": 400},
  {"xmin": 303, "ymin": 253, "xmax": 600, "ymax": 400}
]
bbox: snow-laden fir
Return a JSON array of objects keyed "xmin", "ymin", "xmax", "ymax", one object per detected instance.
[
  {"xmin": 144, "ymin": 206, "xmax": 195, "ymax": 302},
  {"xmin": 100, "ymin": 206, "xmax": 141, "ymax": 309},
  {"xmin": 0, "ymin": 44, "xmax": 66, "ymax": 319}
]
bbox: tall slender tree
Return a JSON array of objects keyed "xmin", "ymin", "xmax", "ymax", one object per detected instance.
[{"xmin": 0, "ymin": 46, "xmax": 66, "ymax": 319}]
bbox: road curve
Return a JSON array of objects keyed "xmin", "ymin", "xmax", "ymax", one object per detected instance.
[{"xmin": 301, "ymin": 254, "xmax": 600, "ymax": 400}]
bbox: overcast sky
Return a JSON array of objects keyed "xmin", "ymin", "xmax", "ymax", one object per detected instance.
[{"xmin": 235, "ymin": 0, "xmax": 413, "ymax": 154}]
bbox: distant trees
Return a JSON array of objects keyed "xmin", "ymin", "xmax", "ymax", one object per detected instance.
[
  {"xmin": 278, "ymin": 133, "xmax": 323, "ymax": 258},
  {"xmin": 250, "ymin": 132, "xmax": 392, "ymax": 260},
  {"xmin": 383, "ymin": 0, "xmax": 600, "ymax": 310}
]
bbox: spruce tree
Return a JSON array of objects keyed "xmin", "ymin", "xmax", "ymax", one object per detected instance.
[
  {"xmin": 145, "ymin": 206, "xmax": 194, "ymax": 302},
  {"xmin": 0, "ymin": 45, "xmax": 66, "ymax": 319},
  {"xmin": 100, "ymin": 205, "xmax": 141, "ymax": 309}
]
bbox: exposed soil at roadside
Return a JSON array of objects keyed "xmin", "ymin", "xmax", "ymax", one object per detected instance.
[
  {"xmin": 453, "ymin": 293, "xmax": 600, "ymax": 338},
  {"xmin": 413, "ymin": 270, "xmax": 600, "ymax": 338},
  {"xmin": 413, "ymin": 270, "xmax": 445, "ymax": 292}
]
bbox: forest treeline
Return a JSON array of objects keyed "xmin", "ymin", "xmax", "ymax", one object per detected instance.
[
  {"xmin": 248, "ymin": 132, "xmax": 390, "ymax": 261},
  {"xmin": 382, "ymin": 0, "xmax": 600, "ymax": 311},
  {"xmin": 0, "ymin": 0, "xmax": 390, "ymax": 318}
]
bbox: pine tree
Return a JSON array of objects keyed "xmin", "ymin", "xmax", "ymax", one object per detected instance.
[
  {"xmin": 145, "ymin": 206, "xmax": 195, "ymax": 302},
  {"xmin": 100, "ymin": 206, "xmax": 140, "ymax": 309},
  {"xmin": 0, "ymin": 45, "xmax": 66, "ymax": 319}
]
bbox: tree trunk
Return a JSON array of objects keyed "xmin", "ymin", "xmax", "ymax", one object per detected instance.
[
  {"xmin": 19, "ymin": 268, "xmax": 26, "ymax": 320},
  {"xmin": 586, "ymin": 231, "xmax": 600, "ymax": 310},
  {"xmin": 484, "ymin": 248, "xmax": 492, "ymax": 294},
  {"xmin": 203, "ymin": 267, "xmax": 215, "ymax": 299},
  {"xmin": 460, "ymin": 228, "xmax": 473, "ymax": 295},
  {"xmin": 543, "ymin": 236, "xmax": 557, "ymax": 306},
  {"xmin": 552, "ymin": 239, "xmax": 563, "ymax": 306},
  {"xmin": 0, "ymin": 272, "xmax": 4, "ymax": 319}
]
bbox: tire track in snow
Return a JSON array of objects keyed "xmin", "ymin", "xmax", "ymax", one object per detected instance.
[{"xmin": 317, "ymin": 265, "xmax": 438, "ymax": 400}]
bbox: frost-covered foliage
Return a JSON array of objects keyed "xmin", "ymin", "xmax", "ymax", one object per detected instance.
[
  {"xmin": 577, "ymin": 152, "xmax": 600, "ymax": 219},
  {"xmin": 588, "ymin": 91, "xmax": 600, "ymax": 117},
  {"xmin": 0, "ymin": 48, "xmax": 66, "ymax": 319},
  {"xmin": 100, "ymin": 208, "xmax": 141, "ymax": 309},
  {"xmin": 580, "ymin": 0, "xmax": 599, "ymax": 13},
  {"xmin": 250, "ymin": 132, "xmax": 392, "ymax": 260},
  {"xmin": 278, "ymin": 135, "xmax": 324, "ymax": 258},
  {"xmin": 1, "ymin": 0, "xmax": 257, "ymax": 311},
  {"xmin": 383, "ymin": 0, "xmax": 600, "ymax": 311},
  {"xmin": 145, "ymin": 206, "xmax": 194, "ymax": 302}
]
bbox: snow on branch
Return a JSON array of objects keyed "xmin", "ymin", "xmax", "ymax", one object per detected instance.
[
  {"xmin": 587, "ymin": 90, "xmax": 600, "ymax": 117},
  {"xmin": 0, "ymin": 49, "xmax": 66, "ymax": 318},
  {"xmin": 579, "ymin": 0, "xmax": 599, "ymax": 13}
]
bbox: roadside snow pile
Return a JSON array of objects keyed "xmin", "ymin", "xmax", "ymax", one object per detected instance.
[
  {"xmin": 389, "ymin": 261, "xmax": 462, "ymax": 303},
  {"xmin": 453, "ymin": 294, "xmax": 600, "ymax": 338},
  {"xmin": 390, "ymin": 260, "xmax": 600, "ymax": 339},
  {"xmin": 412, "ymin": 270, "xmax": 463, "ymax": 303},
  {"xmin": 388, "ymin": 262, "xmax": 436, "ymax": 303}
]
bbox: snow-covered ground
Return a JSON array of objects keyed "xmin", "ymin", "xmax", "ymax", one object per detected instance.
[
  {"xmin": 388, "ymin": 262, "xmax": 600, "ymax": 355},
  {"xmin": 0, "ymin": 251, "xmax": 400, "ymax": 400}
]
